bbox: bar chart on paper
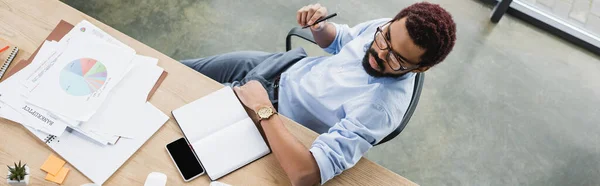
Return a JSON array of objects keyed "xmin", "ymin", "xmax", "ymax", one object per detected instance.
[{"xmin": 59, "ymin": 58, "xmax": 108, "ymax": 96}]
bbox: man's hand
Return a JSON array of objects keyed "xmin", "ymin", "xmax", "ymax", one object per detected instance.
[
  {"xmin": 233, "ymin": 80, "xmax": 273, "ymax": 112},
  {"xmin": 235, "ymin": 81, "xmax": 321, "ymax": 186},
  {"xmin": 297, "ymin": 3, "xmax": 328, "ymax": 31}
]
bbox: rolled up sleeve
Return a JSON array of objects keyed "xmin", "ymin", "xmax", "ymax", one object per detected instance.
[{"xmin": 309, "ymin": 100, "xmax": 397, "ymax": 184}]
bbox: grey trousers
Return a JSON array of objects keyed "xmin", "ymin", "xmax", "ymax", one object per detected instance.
[{"xmin": 180, "ymin": 48, "xmax": 307, "ymax": 106}]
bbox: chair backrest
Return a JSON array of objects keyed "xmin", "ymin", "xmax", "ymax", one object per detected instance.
[
  {"xmin": 285, "ymin": 27, "xmax": 424, "ymax": 146},
  {"xmin": 286, "ymin": 27, "xmax": 316, "ymax": 51},
  {"xmin": 376, "ymin": 72, "xmax": 424, "ymax": 145}
]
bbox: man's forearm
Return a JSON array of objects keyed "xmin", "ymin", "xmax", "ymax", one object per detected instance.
[
  {"xmin": 311, "ymin": 22, "xmax": 337, "ymax": 49},
  {"xmin": 261, "ymin": 115, "xmax": 320, "ymax": 186}
]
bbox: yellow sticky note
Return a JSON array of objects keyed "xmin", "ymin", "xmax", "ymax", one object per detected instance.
[
  {"xmin": 40, "ymin": 154, "xmax": 66, "ymax": 176},
  {"xmin": 45, "ymin": 167, "xmax": 70, "ymax": 184}
]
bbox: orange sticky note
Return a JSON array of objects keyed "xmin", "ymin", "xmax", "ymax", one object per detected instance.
[
  {"xmin": 40, "ymin": 154, "xmax": 66, "ymax": 176},
  {"xmin": 45, "ymin": 167, "xmax": 70, "ymax": 184}
]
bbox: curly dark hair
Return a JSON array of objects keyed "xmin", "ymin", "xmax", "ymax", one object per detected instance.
[{"xmin": 394, "ymin": 2, "xmax": 456, "ymax": 67}]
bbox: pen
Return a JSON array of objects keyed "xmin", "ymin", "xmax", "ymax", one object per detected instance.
[
  {"xmin": 302, "ymin": 13, "xmax": 338, "ymax": 29},
  {"xmin": 0, "ymin": 45, "xmax": 9, "ymax": 53}
]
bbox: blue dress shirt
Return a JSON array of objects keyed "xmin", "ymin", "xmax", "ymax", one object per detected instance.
[{"xmin": 277, "ymin": 18, "xmax": 415, "ymax": 183}]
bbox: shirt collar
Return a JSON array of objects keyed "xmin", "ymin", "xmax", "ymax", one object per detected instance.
[{"xmin": 363, "ymin": 39, "xmax": 372, "ymax": 52}]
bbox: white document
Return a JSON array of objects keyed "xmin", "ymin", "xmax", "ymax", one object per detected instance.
[
  {"xmin": 0, "ymin": 100, "xmax": 47, "ymax": 131},
  {"xmin": 26, "ymin": 102, "xmax": 168, "ymax": 185},
  {"xmin": 172, "ymin": 87, "xmax": 270, "ymax": 180},
  {"xmin": 76, "ymin": 56, "xmax": 164, "ymax": 144},
  {"xmin": 0, "ymin": 20, "xmax": 169, "ymax": 185},
  {"xmin": 0, "ymin": 45, "xmax": 69, "ymax": 136},
  {"xmin": 0, "ymin": 101, "xmax": 6, "ymax": 119},
  {"xmin": 21, "ymin": 41, "xmax": 81, "ymax": 127},
  {"xmin": 63, "ymin": 20, "xmax": 135, "ymax": 53},
  {"xmin": 27, "ymin": 33, "xmax": 136, "ymax": 121},
  {"xmin": 22, "ymin": 40, "xmax": 65, "ymax": 92},
  {"xmin": 108, "ymin": 55, "xmax": 161, "ymax": 105},
  {"xmin": 0, "ymin": 101, "xmax": 24, "ymax": 124},
  {"xmin": 131, "ymin": 55, "xmax": 159, "ymax": 66},
  {"xmin": 24, "ymin": 19, "xmax": 135, "ymax": 95}
]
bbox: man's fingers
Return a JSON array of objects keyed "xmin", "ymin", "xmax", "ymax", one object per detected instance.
[
  {"xmin": 297, "ymin": 4, "xmax": 327, "ymax": 27},
  {"xmin": 306, "ymin": 5, "xmax": 318, "ymax": 25},
  {"xmin": 297, "ymin": 6, "xmax": 307, "ymax": 25},
  {"xmin": 300, "ymin": 9, "xmax": 308, "ymax": 26},
  {"xmin": 308, "ymin": 8, "xmax": 323, "ymax": 26},
  {"xmin": 297, "ymin": 9, "xmax": 302, "ymax": 25}
]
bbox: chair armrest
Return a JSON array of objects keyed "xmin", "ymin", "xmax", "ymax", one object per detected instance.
[{"xmin": 286, "ymin": 27, "xmax": 317, "ymax": 51}]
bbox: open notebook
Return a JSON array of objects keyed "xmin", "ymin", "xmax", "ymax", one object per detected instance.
[{"xmin": 172, "ymin": 87, "xmax": 270, "ymax": 180}]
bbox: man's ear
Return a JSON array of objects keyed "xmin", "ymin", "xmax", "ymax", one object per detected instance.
[{"xmin": 411, "ymin": 66, "xmax": 430, "ymax": 73}]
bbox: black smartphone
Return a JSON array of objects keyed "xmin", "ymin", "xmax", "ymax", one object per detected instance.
[{"xmin": 165, "ymin": 137, "xmax": 205, "ymax": 182}]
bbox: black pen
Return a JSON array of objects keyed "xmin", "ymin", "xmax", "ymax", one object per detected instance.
[{"xmin": 302, "ymin": 13, "xmax": 338, "ymax": 29}]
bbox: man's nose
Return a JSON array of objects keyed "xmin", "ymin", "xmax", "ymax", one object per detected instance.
[{"xmin": 376, "ymin": 48, "xmax": 387, "ymax": 63}]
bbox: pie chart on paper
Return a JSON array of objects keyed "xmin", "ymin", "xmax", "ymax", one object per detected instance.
[{"xmin": 59, "ymin": 58, "xmax": 108, "ymax": 96}]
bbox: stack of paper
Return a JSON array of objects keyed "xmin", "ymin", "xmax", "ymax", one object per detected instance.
[
  {"xmin": 0, "ymin": 20, "xmax": 169, "ymax": 184},
  {"xmin": 0, "ymin": 20, "xmax": 164, "ymax": 143}
]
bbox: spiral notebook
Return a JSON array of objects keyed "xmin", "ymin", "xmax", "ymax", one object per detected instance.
[{"xmin": 0, "ymin": 38, "xmax": 29, "ymax": 82}]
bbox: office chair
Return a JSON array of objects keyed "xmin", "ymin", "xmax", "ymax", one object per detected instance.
[{"xmin": 285, "ymin": 27, "xmax": 424, "ymax": 146}]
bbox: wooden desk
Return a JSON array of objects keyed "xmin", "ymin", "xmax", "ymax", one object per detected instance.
[{"xmin": 0, "ymin": 0, "xmax": 417, "ymax": 185}]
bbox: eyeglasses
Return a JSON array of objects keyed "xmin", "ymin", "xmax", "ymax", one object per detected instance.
[{"xmin": 373, "ymin": 22, "xmax": 418, "ymax": 71}]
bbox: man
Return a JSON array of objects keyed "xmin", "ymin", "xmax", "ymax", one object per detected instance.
[{"xmin": 181, "ymin": 2, "xmax": 456, "ymax": 185}]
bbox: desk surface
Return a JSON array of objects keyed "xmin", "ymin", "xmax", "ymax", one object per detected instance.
[{"xmin": 0, "ymin": 0, "xmax": 417, "ymax": 185}]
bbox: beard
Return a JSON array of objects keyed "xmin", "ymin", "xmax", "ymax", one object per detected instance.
[{"xmin": 362, "ymin": 46, "xmax": 404, "ymax": 78}]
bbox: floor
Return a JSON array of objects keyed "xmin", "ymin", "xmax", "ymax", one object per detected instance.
[{"xmin": 61, "ymin": 0, "xmax": 600, "ymax": 185}]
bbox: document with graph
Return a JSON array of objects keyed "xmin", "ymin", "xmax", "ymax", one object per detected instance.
[{"xmin": 25, "ymin": 33, "xmax": 136, "ymax": 121}]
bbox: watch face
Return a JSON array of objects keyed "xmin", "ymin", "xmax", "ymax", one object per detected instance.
[{"xmin": 258, "ymin": 107, "xmax": 272, "ymax": 118}]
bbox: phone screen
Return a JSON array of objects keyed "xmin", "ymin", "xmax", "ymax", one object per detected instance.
[{"xmin": 166, "ymin": 138, "xmax": 204, "ymax": 181}]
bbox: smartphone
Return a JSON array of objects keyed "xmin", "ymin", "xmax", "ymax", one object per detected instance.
[{"xmin": 166, "ymin": 137, "xmax": 205, "ymax": 182}]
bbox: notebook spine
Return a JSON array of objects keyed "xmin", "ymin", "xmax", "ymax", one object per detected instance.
[
  {"xmin": 0, "ymin": 47, "xmax": 19, "ymax": 78},
  {"xmin": 44, "ymin": 135, "xmax": 57, "ymax": 144}
]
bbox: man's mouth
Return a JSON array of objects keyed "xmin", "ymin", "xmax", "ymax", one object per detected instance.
[
  {"xmin": 362, "ymin": 45, "xmax": 405, "ymax": 78},
  {"xmin": 369, "ymin": 54, "xmax": 379, "ymax": 71}
]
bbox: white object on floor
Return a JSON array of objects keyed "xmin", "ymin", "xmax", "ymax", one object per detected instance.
[{"xmin": 144, "ymin": 172, "xmax": 167, "ymax": 186}]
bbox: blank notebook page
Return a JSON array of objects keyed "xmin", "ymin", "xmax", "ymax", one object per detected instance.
[
  {"xmin": 172, "ymin": 87, "xmax": 270, "ymax": 180},
  {"xmin": 173, "ymin": 87, "xmax": 248, "ymax": 143},
  {"xmin": 192, "ymin": 117, "xmax": 270, "ymax": 180}
]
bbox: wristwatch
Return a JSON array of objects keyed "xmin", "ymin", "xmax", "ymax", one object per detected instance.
[{"xmin": 256, "ymin": 106, "xmax": 277, "ymax": 122}]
